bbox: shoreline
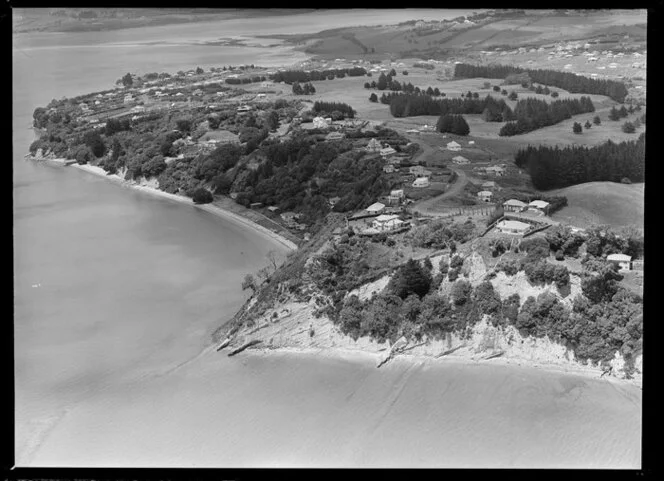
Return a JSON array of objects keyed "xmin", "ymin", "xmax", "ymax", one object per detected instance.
[
  {"xmin": 36, "ymin": 157, "xmax": 299, "ymax": 252},
  {"xmin": 242, "ymin": 343, "xmax": 642, "ymax": 389}
]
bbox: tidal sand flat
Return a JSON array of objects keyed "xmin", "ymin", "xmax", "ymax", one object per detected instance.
[{"xmin": 28, "ymin": 350, "xmax": 641, "ymax": 468}]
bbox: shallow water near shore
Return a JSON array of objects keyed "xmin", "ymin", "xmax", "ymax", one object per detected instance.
[{"xmin": 14, "ymin": 10, "xmax": 641, "ymax": 468}]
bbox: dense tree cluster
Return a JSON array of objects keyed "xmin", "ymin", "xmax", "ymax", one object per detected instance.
[
  {"xmin": 436, "ymin": 114, "xmax": 470, "ymax": 135},
  {"xmin": 270, "ymin": 67, "xmax": 367, "ymax": 84},
  {"xmin": 312, "ymin": 101, "xmax": 355, "ymax": 119},
  {"xmin": 292, "ymin": 82, "xmax": 316, "ymax": 95},
  {"xmin": 514, "ymin": 134, "xmax": 645, "ymax": 189},
  {"xmin": 409, "ymin": 219, "xmax": 476, "ymax": 249},
  {"xmin": 499, "ymin": 97, "xmax": 595, "ymax": 136},
  {"xmin": 388, "ymin": 93, "xmax": 513, "ymax": 118},
  {"xmin": 454, "ymin": 63, "xmax": 629, "ymax": 103}
]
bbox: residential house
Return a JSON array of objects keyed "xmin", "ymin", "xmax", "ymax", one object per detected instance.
[
  {"xmin": 412, "ymin": 177, "xmax": 430, "ymax": 188},
  {"xmin": 388, "ymin": 189, "xmax": 405, "ymax": 205},
  {"xmin": 409, "ymin": 165, "xmax": 432, "ymax": 176},
  {"xmin": 267, "ymin": 206, "xmax": 280, "ymax": 214},
  {"xmin": 606, "ymin": 253, "xmax": 632, "ymax": 272},
  {"xmin": 528, "ymin": 200, "xmax": 550, "ymax": 215},
  {"xmin": 452, "ymin": 155, "xmax": 470, "ymax": 165},
  {"xmin": 481, "ymin": 181, "xmax": 498, "ymax": 191},
  {"xmin": 468, "ymin": 140, "xmax": 475, "ymax": 145},
  {"xmin": 123, "ymin": 94, "xmax": 134, "ymax": 104},
  {"xmin": 365, "ymin": 138, "xmax": 382, "ymax": 153},
  {"xmin": 365, "ymin": 202, "xmax": 386, "ymax": 215},
  {"xmin": 313, "ymin": 116, "xmax": 329, "ymax": 129},
  {"xmin": 477, "ymin": 191, "xmax": 493, "ymax": 203},
  {"xmin": 380, "ymin": 146, "xmax": 397, "ymax": 158},
  {"xmin": 280, "ymin": 211, "xmax": 302, "ymax": 227},
  {"xmin": 372, "ymin": 215, "xmax": 404, "ymax": 232},
  {"xmin": 237, "ymin": 105, "xmax": 252, "ymax": 113},
  {"xmin": 446, "ymin": 141, "xmax": 462, "ymax": 151},
  {"xmin": 326, "ymin": 131, "xmax": 345, "ymax": 141},
  {"xmin": 485, "ymin": 166, "xmax": 505, "ymax": 176},
  {"xmin": 503, "ymin": 199, "xmax": 527, "ymax": 212},
  {"xmin": 631, "ymin": 259, "xmax": 644, "ymax": 271},
  {"xmin": 328, "ymin": 196, "xmax": 341, "ymax": 207},
  {"xmin": 383, "ymin": 164, "xmax": 396, "ymax": 174},
  {"xmin": 496, "ymin": 220, "xmax": 530, "ymax": 235}
]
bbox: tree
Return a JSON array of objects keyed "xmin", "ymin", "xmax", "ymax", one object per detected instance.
[
  {"xmin": 369, "ymin": 93, "xmax": 378, "ymax": 102},
  {"xmin": 572, "ymin": 122, "xmax": 583, "ymax": 134},
  {"xmin": 451, "ymin": 279, "xmax": 472, "ymax": 305},
  {"xmin": 364, "ymin": 82, "xmax": 371, "ymax": 89},
  {"xmin": 121, "ymin": 72, "xmax": 133, "ymax": 87},
  {"xmin": 508, "ymin": 91, "xmax": 518, "ymax": 101},
  {"xmin": 501, "ymin": 89, "xmax": 508, "ymax": 95},
  {"xmin": 402, "ymin": 70, "xmax": 409, "ymax": 75},
  {"xmin": 622, "ymin": 121, "xmax": 635, "ymax": 133},
  {"xmin": 176, "ymin": 118, "xmax": 193, "ymax": 133},
  {"xmin": 483, "ymin": 82, "xmax": 491, "ymax": 89},
  {"xmin": 584, "ymin": 120, "xmax": 592, "ymax": 129},
  {"xmin": 377, "ymin": 72, "xmax": 388, "ymax": 90},
  {"xmin": 608, "ymin": 106, "xmax": 621, "ymax": 121},
  {"xmin": 292, "ymin": 82, "xmax": 304, "ymax": 95},
  {"xmin": 493, "ymin": 85, "xmax": 501, "ymax": 92},
  {"xmin": 196, "ymin": 66, "xmax": 204, "ymax": 74},
  {"xmin": 551, "ymin": 91, "xmax": 559, "ymax": 98},
  {"xmin": 192, "ymin": 187, "xmax": 213, "ymax": 204},
  {"xmin": 389, "ymin": 68, "xmax": 397, "ymax": 76},
  {"xmin": 83, "ymin": 130, "xmax": 106, "ymax": 157},
  {"xmin": 433, "ymin": 87, "xmax": 441, "ymax": 96},
  {"xmin": 388, "ymin": 258, "xmax": 432, "ymax": 300},
  {"xmin": 265, "ymin": 110, "xmax": 280, "ymax": 131},
  {"xmin": 618, "ymin": 105, "xmax": 628, "ymax": 118},
  {"xmin": 593, "ymin": 115, "xmax": 601, "ymax": 125}
]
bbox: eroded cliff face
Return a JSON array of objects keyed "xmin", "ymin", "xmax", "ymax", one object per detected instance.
[{"xmin": 223, "ymin": 250, "xmax": 641, "ymax": 384}]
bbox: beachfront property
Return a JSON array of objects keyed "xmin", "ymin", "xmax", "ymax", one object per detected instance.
[
  {"xmin": 452, "ymin": 155, "xmax": 470, "ymax": 165},
  {"xmin": 477, "ymin": 191, "xmax": 493, "ymax": 203},
  {"xmin": 412, "ymin": 177, "xmax": 430, "ymax": 188},
  {"xmin": 372, "ymin": 214, "xmax": 404, "ymax": 232},
  {"xmin": 607, "ymin": 253, "xmax": 632, "ymax": 272},
  {"xmin": 503, "ymin": 199, "xmax": 528, "ymax": 212},
  {"xmin": 365, "ymin": 202, "xmax": 386, "ymax": 215},
  {"xmin": 528, "ymin": 200, "xmax": 550, "ymax": 215},
  {"xmin": 495, "ymin": 219, "xmax": 531, "ymax": 235}
]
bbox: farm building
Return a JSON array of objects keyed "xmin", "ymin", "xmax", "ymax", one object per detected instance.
[
  {"xmin": 452, "ymin": 155, "xmax": 470, "ymax": 165},
  {"xmin": 528, "ymin": 200, "xmax": 550, "ymax": 215},
  {"xmin": 503, "ymin": 199, "xmax": 527, "ymax": 212},
  {"xmin": 366, "ymin": 202, "xmax": 386, "ymax": 214},
  {"xmin": 496, "ymin": 220, "xmax": 530, "ymax": 235},
  {"xmin": 606, "ymin": 253, "xmax": 632, "ymax": 272},
  {"xmin": 446, "ymin": 141, "xmax": 462, "ymax": 151},
  {"xmin": 372, "ymin": 215, "xmax": 404, "ymax": 232},
  {"xmin": 477, "ymin": 191, "xmax": 493, "ymax": 203},
  {"xmin": 412, "ymin": 177, "xmax": 430, "ymax": 188}
]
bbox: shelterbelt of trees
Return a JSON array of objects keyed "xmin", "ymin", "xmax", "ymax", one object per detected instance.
[
  {"xmin": 311, "ymin": 222, "xmax": 642, "ymax": 372},
  {"xmin": 499, "ymin": 96, "xmax": 595, "ymax": 136},
  {"xmin": 269, "ymin": 67, "xmax": 368, "ymax": 84},
  {"xmin": 387, "ymin": 93, "xmax": 512, "ymax": 118},
  {"xmin": 454, "ymin": 63, "xmax": 629, "ymax": 103},
  {"xmin": 515, "ymin": 133, "xmax": 645, "ymax": 189}
]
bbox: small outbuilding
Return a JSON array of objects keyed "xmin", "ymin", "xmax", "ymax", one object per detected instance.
[
  {"xmin": 503, "ymin": 199, "xmax": 527, "ymax": 212},
  {"xmin": 528, "ymin": 200, "xmax": 550, "ymax": 215},
  {"xmin": 447, "ymin": 141, "xmax": 462, "ymax": 151},
  {"xmin": 372, "ymin": 214, "xmax": 404, "ymax": 232},
  {"xmin": 606, "ymin": 253, "xmax": 632, "ymax": 271},
  {"xmin": 452, "ymin": 155, "xmax": 470, "ymax": 165},
  {"xmin": 366, "ymin": 202, "xmax": 386, "ymax": 214},
  {"xmin": 412, "ymin": 177, "xmax": 430, "ymax": 188},
  {"xmin": 477, "ymin": 191, "xmax": 493, "ymax": 203},
  {"xmin": 496, "ymin": 220, "xmax": 530, "ymax": 235}
]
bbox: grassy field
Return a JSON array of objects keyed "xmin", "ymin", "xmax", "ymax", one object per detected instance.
[{"xmin": 547, "ymin": 182, "xmax": 644, "ymax": 228}]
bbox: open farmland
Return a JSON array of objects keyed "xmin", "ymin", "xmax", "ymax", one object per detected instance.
[{"xmin": 546, "ymin": 182, "xmax": 644, "ymax": 228}]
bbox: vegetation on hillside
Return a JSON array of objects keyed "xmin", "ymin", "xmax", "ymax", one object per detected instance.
[{"xmin": 499, "ymin": 97, "xmax": 595, "ymax": 136}]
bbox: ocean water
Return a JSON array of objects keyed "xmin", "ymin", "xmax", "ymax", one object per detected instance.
[{"xmin": 13, "ymin": 10, "xmax": 641, "ymax": 468}]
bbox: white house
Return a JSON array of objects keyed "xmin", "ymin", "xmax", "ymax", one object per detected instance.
[
  {"xmin": 468, "ymin": 140, "xmax": 475, "ymax": 145},
  {"xmin": 380, "ymin": 146, "xmax": 397, "ymax": 158},
  {"xmin": 607, "ymin": 253, "xmax": 632, "ymax": 271},
  {"xmin": 365, "ymin": 138, "xmax": 382, "ymax": 153},
  {"xmin": 409, "ymin": 165, "xmax": 432, "ymax": 176},
  {"xmin": 412, "ymin": 177, "xmax": 430, "ymax": 188},
  {"xmin": 388, "ymin": 189, "xmax": 405, "ymax": 204},
  {"xmin": 372, "ymin": 214, "xmax": 404, "ymax": 232},
  {"xmin": 528, "ymin": 200, "xmax": 550, "ymax": 215},
  {"xmin": 503, "ymin": 199, "xmax": 527, "ymax": 212},
  {"xmin": 496, "ymin": 220, "xmax": 530, "ymax": 235},
  {"xmin": 452, "ymin": 155, "xmax": 470, "ymax": 165},
  {"xmin": 446, "ymin": 141, "xmax": 462, "ymax": 151},
  {"xmin": 366, "ymin": 202, "xmax": 386, "ymax": 214},
  {"xmin": 477, "ymin": 191, "xmax": 493, "ymax": 203},
  {"xmin": 312, "ymin": 116, "xmax": 328, "ymax": 129}
]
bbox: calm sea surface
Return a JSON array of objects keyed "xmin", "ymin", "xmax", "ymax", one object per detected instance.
[{"xmin": 13, "ymin": 10, "xmax": 641, "ymax": 468}]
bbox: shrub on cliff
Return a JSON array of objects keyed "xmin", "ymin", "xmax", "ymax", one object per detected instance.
[{"xmin": 192, "ymin": 187, "xmax": 213, "ymax": 204}]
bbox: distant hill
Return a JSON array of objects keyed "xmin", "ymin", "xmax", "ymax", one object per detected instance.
[{"xmin": 547, "ymin": 181, "xmax": 644, "ymax": 228}]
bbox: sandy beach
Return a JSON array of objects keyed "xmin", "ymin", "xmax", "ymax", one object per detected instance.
[{"xmin": 40, "ymin": 158, "xmax": 298, "ymax": 252}]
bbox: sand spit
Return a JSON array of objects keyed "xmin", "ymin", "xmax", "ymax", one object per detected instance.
[{"xmin": 33, "ymin": 156, "xmax": 298, "ymax": 252}]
